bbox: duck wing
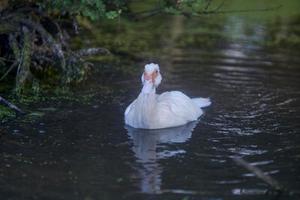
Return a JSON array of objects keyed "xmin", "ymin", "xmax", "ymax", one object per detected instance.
[{"xmin": 156, "ymin": 91, "xmax": 202, "ymax": 126}]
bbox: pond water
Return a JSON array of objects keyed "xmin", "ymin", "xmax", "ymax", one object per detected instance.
[{"xmin": 1, "ymin": 1, "xmax": 300, "ymax": 200}]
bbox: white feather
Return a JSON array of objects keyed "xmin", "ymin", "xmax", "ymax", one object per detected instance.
[{"xmin": 192, "ymin": 97, "xmax": 211, "ymax": 108}]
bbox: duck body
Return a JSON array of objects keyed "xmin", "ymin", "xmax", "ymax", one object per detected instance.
[
  {"xmin": 124, "ymin": 63, "xmax": 211, "ymax": 129},
  {"xmin": 125, "ymin": 91, "xmax": 210, "ymax": 129}
]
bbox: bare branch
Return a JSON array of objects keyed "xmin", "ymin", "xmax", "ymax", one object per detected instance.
[
  {"xmin": 204, "ymin": 0, "xmax": 212, "ymax": 10},
  {"xmin": 130, "ymin": 2, "xmax": 282, "ymax": 20},
  {"xmin": 72, "ymin": 18, "xmax": 79, "ymax": 34},
  {"xmin": 197, "ymin": 4, "xmax": 283, "ymax": 15},
  {"xmin": 130, "ymin": 7, "xmax": 163, "ymax": 20},
  {"xmin": 0, "ymin": 60, "xmax": 18, "ymax": 81},
  {"xmin": 75, "ymin": 48, "xmax": 110, "ymax": 57},
  {"xmin": 214, "ymin": 0, "xmax": 225, "ymax": 12},
  {"xmin": 0, "ymin": 96, "xmax": 25, "ymax": 115},
  {"xmin": 53, "ymin": 21, "xmax": 69, "ymax": 50},
  {"xmin": 15, "ymin": 26, "xmax": 32, "ymax": 90}
]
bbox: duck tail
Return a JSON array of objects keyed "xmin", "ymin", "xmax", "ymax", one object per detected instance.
[{"xmin": 192, "ymin": 97, "xmax": 211, "ymax": 108}]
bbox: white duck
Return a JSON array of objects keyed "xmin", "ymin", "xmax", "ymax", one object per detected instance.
[{"xmin": 125, "ymin": 63, "xmax": 211, "ymax": 129}]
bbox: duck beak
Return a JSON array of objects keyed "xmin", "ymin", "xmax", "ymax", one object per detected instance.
[{"xmin": 144, "ymin": 72, "xmax": 158, "ymax": 83}]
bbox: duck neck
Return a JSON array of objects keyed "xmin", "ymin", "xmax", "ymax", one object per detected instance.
[
  {"xmin": 141, "ymin": 81, "xmax": 156, "ymax": 95},
  {"xmin": 137, "ymin": 82, "xmax": 157, "ymax": 128}
]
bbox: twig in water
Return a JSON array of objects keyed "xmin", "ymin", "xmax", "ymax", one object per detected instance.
[{"xmin": 232, "ymin": 156, "xmax": 282, "ymax": 191}]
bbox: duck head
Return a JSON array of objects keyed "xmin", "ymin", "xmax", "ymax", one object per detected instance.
[{"xmin": 141, "ymin": 63, "xmax": 162, "ymax": 94}]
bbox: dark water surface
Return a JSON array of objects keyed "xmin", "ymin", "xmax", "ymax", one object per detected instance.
[{"xmin": 1, "ymin": 1, "xmax": 300, "ymax": 200}]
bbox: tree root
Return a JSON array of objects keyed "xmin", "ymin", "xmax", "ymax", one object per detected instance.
[
  {"xmin": 0, "ymin": 4, "xmax": 110, "ymax": 90},
  {"xmin": 20, "ymin": 18, "xmax": 66, "ymax": 70}
]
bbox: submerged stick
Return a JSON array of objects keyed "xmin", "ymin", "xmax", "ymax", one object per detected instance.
[
  {"xmin": 232, "ymin": 156, "xmax": 283, "ymax": 191},
  {"xmin": 0, "ymin": 96, "xmax": 25, "ymax": 115}
]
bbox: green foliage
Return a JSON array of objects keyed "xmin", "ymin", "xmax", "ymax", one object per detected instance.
[
  {"xmin": 8, "ymin": 0, "xmax": 211, "ymax": 20},
  {"xmin": 163, "ymin": 0, "xmax": 213, "ymax": 16},
  {"xmin": 0, "ymin": 105, "xmax": 16, "ymax": 123},
  {"xmin": 36, "ymin": 0, "xmax": 126, "ymax": 20},
  {"xmin": 262, "ymin": 16, "xmax": 300, "ymax": 49}
]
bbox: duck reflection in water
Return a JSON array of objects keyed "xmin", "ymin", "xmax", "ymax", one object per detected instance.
[{"xmin": 125, "ymin": 121, "xmax": 198, "ymax": 194}]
